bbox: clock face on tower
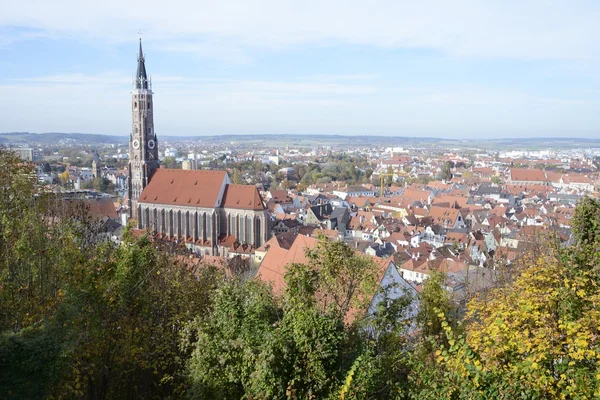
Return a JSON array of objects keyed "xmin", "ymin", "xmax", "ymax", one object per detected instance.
[
  {"xmin": 132, "ymin": 139, "xmax": 140, "ymax": 150},
  {"xmin": 148, "ymin": 139, "xmax": 156, "ymax": 149}
]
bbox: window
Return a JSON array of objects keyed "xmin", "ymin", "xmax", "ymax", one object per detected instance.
[{"xmin": 134, "ymin": 102, "xmax": 137, "ymax": 108}]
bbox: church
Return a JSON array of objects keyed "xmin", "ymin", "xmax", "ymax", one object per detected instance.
[{"xmin": 127, "ymin": 40, "xmax": 270, "ymax": 255}]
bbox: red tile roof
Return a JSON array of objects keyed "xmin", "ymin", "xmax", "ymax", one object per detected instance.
[
  {"xmin": 64, "ymin": 198, "xmax": 117, "ymax": 220},
  {"xmin": 138, "ymin": 169, "xmax": 265, "ymax": 211},
  {"xmin": 256, "ymin": 235, "xmax": 319, "ymax": 293},
  {"xmin": 428, "ymin": 206, "xmax": 460, "ymax": 226},
  {"xmin": 139, "ymin": 169, "xmax": 227, "ymax": 208},
  {"xmin": 222, "ymin": 184, "xmax": 266, "ymax": 210},
  {"xmin": 510, "ymin": 168, "xmax": 547, "ymax": 182}
]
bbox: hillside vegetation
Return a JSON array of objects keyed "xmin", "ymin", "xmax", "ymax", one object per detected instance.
[{"xmin": 1, "ymin": 148, "xmax": 600, "ymax": 399}]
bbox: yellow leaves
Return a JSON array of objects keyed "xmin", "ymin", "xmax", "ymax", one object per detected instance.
[
  {"xmin": 576, "ymin": 289, "xmax": 586, "ymax": 298},
  {"xmin": 531, "ymin": 362, "xmax": 539, "ymax": 370}
]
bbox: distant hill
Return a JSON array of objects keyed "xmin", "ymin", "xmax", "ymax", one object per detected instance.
[
  {"xmin": 0, "ymin": 132, "xmax": 599, "ymax": 150},
  {"xmin": 0, "ymin": 132, "xmax": 129, "ymax": 145}
]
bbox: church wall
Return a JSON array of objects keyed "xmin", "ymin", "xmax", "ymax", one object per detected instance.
[{"xmin": 221, "ymin": 207, "xmax": 270, "ymax": 248}]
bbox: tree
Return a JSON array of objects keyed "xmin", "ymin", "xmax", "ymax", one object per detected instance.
[
  {"xmin": 184, "ymin": 279, "xmax": 281, "ymax": 399},
  {"xmin": 270, "ymin": 175, "xmax": 280, "ymax": 190},
  {"xmin": 231, "ymin": 169, "xmax": 242, "ymax": 184},
  {"xmin": 162, "ymin": 156, "xmax": 179, "ymax": 169},
  {"xmin": 571, "ymin": 196, "xmax": 600, "ymax": 249},
  {"xmin": 58, "ymin": 171, "xmax": 70, "ymax": 186},
  {"xmin": 281, "ymin": 179, "xmax": 292, "ymax": 190},
  {"xmin": 409, "ymin": 244, "xmax": 600, "ymax": 399},
  {"xmin": 303, "ymin": 238, "xmax": 379, "ymax": 317},
  {"xmin": 81, "ymin": 176, "xmax": 115, "ymax": 193},
  {"xmin": 40, "ymin": 162, "xmax": 51, "ymax": 173},
  {"xmin": 184, "ymin": 239, "xmax": 415, "ymax": 399},
  {"xmin": 437, "ymin": 161, "xmax": 453, "ymax": 181},
  {"xmin": 385, "ymin": 166, "xmax": 394, "ymax": 186},
  {"xmin": 0, "ymin": 148, "xmax": 223, "ymax": 398},
  {"xmin": 416, "ymin": 271, "xmax": 454, "ymax": 341}
]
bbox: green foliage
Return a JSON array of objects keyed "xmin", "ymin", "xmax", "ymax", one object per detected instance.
[
  {"xmin": 184, "ymin": 239, "xmax": 416, "ymax": 399},
  {"xmin": 572, "ymin": 196, "xmax": 600, "ymax": 248},
  {"xmin": 52, "ymin": 237, "xmax": 221, "ymax": 399},
  {"xmin": 408, "ymin": 239, "xmax": 600, "ymax": 398},
  {"xmin": 304, "ymin": 238, "xmax": 379, "ymax": 317},
  {"xmin": 0, "ymin": 148, "xmax": 222, "ymax": 398},
  {"xmin": 81, "ymin": 176, "xmax": 115, "ymax": 193},
  {"xmin": 184, "ymin": 279, "xmax": 280, "ymax": 398},
  {"xmin": 416, "ymin": 271, "xmax": 454, "ymax": 340},
  {"xmin": 0, "ymin": 322, "xmax": 67, "ymax": 399},
  {"xmin": 231, "ymin": 168, "xmax": 243, "ymax": 184},
  {"xmin": 4, "ymin": 146, "xmax": 600, "ymax": 399},
  {"xmin": 162, "ymin": 156, "xmax": 179, "ymax": 169},
  {"xmin": 437, "ymin": 161, "xmax": 453, "ymax": 181}
]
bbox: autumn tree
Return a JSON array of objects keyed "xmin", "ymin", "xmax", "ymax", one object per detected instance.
[
  {"xmin": 416, "ymin": 271, "xmax": 454, "ymax": 341},
  {"xmin": 409, "ymin": 206, "xmax": 600, "ymax": 399},
  {"xmin": 184, "ymin": 239, "xmax": 417, "ymax": 399},
  {"xmin": 231, "ymin": 168, "xmax": 243, "ymax": 184}
]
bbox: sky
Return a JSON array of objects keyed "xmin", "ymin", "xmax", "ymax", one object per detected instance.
[{"xmin": 1, "ymin": 0, "xmax": 599, "ymax": 138}]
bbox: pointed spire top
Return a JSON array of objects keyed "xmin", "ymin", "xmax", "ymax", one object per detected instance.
[
  {"xmin": 135, "ymin": 38, "xmax": 149, "ymax": 90},
  {"xmin": 138, "ymin": 38, "xmax": 144, "ymax": 62}
]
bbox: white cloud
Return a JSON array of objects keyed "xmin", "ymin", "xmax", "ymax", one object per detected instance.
[{"xmin": 2, "ymin": 0, "xmax": 600, "ymax": 59}]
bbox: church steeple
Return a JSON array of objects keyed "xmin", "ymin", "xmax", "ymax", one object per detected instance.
[
  {"xmin": 92, "ymin": 149, "xmax": 101, "ymax": 179},
  {"xmin": 128, "ymin": 39, "xmax": 158, "ymax": 219},
  {"xmin": 135, "ymin": 39, "xmax": 149, "ymax": 90}
]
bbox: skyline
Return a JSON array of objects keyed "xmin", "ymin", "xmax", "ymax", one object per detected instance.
[{"xmin": 1, "ymin": 1, "xmax": 600, "ymax": 138}]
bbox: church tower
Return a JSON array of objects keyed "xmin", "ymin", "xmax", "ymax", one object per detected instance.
[
  {"xmin": 92, "ymin": 149, "xmax": 101, "ymax": 178},
  {"xmin": 128, "ymin": 39, "xmax": 159, "ymax": 218}
]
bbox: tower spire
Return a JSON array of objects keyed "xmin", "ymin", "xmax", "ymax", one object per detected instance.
[
  {"xmin": 135, "ymin": 38, "xmax": 148, "ymax": 90},
  {"xmin": 129, "ymin": 38, "xmax": 158, "ymax": 219}
]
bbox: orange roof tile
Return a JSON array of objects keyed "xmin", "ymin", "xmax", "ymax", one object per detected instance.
[
  {"xmin": 510, "ymin": 168, "xmax": 547, "ymax": 182},
  {"xmin": 139, "ymin": 169, "xmax": 227, "ymax": 208},
  {"xmin": 256, "ymin": 235, "xmax": 319, "ymax": 293},
  {"xmin": 222, "ymin": 184, "xmax": 266, "ymax": 211}
]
